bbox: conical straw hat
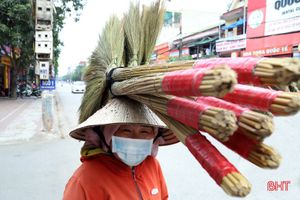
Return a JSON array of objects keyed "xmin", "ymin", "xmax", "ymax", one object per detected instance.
[{"xmin": 70, "ymin": 97, "xmax": 178, "ymax": 146}]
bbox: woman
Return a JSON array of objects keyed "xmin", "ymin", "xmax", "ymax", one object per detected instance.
[{"xmin": 63, "ymin": 97, "xmax": 178, "ymax": 200}]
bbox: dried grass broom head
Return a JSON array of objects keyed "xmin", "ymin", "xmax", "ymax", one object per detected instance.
[{"xmin": 79, "ymin": 15, "xmax": 124, "ymax": 123}]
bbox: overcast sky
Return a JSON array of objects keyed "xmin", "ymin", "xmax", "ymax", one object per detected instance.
[{"xmin": 58, "ymin": 0, "xmax": 231, "ymax": 76}]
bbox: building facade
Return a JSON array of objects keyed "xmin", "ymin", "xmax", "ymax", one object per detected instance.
[{"xmin": 243, "ymin": 0, "xmax": 300, "ymax": 58}]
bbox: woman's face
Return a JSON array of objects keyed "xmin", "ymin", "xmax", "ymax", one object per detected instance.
[{"xmin": 114, "ymin": 124, "xmax": 156, "ymax": 139}]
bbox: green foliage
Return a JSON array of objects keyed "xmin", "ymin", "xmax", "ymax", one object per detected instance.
[
  {"xmin": 71, "ymin": 63, "xmax": 86, "ymax": 81},
  {"xmin": 0, "ymin": 0, "xmax": 34, "ymax": 56},
  {"xmin": 0, "ymin": 0, "xmax": 35, "ymax": 98},
  {"xmin": 168, "ymin": 55, "xmax": 192, "ymax": 62},
  {"xmin": 0, "ymin": 0, "xmax": 84, "ymax": 97}
]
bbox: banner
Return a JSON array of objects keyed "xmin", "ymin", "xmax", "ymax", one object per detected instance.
[
  {"xmin": 265, "ymin": 0, "xmax": 300, "ymax": 36},
  {"xmin": 242, "ymin": 45, "xmax": 293, "ymax": 57},
  {"xmin": 247, "ymin": 0, "xmax": 300, "ymax": 37}
]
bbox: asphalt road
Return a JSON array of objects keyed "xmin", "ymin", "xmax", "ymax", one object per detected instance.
[
  {"xmin": 0, "ymin": 84, "xmax": 83, "ymax": 200},
  {"xmin": 0, "ymin": 83, "xmax": 299, "ymax": 200}
]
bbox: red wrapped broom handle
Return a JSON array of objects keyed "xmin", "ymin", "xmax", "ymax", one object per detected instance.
[
  {"xmin": 167, "ymin": 97, "xmax": 209, "ymax": 129},
  {"xmin": 161, "ymin": 68, "xmax": 206, "ymax": 96},
  {"xmin": 222, "ymin": 84, "xmax": 280, "ymax": 111},
  {"xmin": 185, "ymin": 133, "xmax": 238, "ymax": 185},
  {"xmin": 196, "ymin": 96, "xmax": 248, "ymax": 117},
  {"xmin": 223, "ymin": 131, "xmax": 259, "ymax": 158},
  {"xmin": 193, "ymin": 57, "xmax": 264, "ymax": 85}
]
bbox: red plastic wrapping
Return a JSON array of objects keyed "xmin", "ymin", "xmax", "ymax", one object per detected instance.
[
  {"xmin": 161, "ymin": 68, "xmax": 205, "ymax": 96},
  {"xmin": 222, "ymin": 84, "xmax": 280, "ymax": 111},
  {"xmin": 193, "ymin": 57, "xmax": 265, "ymax": 85},
  {"xmin": 196, "ymin": 96, "xmax": 249, "ymax": 117},
  {"xmin": 185, "ymin": 133, "xmax": 238, "ymax": 185},
  {"xmin": 223, "ymin": 130, "xmax": 259, "ymax": 159},
  {"xmin": 167, "ymin": 97, "xmax": 209, "ymax": 129}
]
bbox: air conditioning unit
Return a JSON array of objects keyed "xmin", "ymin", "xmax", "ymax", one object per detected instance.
[
  {"xmin": 35, "ymin": 41, "xmax": 52, "ymax": 54},
  {"xmin": 35, "ymin": 31, "xmax": 53, "ymax": 42},
  {"xmin": 36, "ymin": 0, "xmax": 53, "ymax": 30}
]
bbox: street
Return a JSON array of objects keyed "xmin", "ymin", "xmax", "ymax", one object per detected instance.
[
  {"xmin": 0, "ymin": 84, "xmax": 300, "ymax": 200},
  {"xmin": 0, "ymin": 84, "xmax": 83, "ymax": 200}
]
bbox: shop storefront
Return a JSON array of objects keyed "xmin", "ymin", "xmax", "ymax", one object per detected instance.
[
  {"xmin": 0, "ymin": 56, "xmax": 11, "ymax": 97},
  {"xmin": 245, "ymin": 0, "xmax": 300, "ymax": 57},
  {"xmin": 153, "ymin": 42, "xmax": 170, "ymax": 63},
  {"xmin": 173, "ymin": 26, "xmax": 220, "ymax": 59},
  {"xmin": 216, "ymin": 34, "xmax": 247, "ymax": 57}
]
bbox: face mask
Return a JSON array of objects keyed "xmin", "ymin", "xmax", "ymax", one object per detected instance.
[{"xmin": 111, "ymin": 136, "xmax": 153, "ymax": 167}]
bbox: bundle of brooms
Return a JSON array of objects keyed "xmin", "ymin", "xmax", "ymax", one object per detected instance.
[
  {"xmin": 129, "ymin": 94, "xmax": 238, "ymax": 142},
  {"xmin": 195, "ymin": 96, "xmax": 274, "ymax": 141},
  {"xmin": 111, "ymin": 65, "xmax": 237, "ymax": 98},
  {"xmin": 78, "ymin": 0, "xmax": 300, "ymax": 197},
  {"xmin": 110, "ymin": 57, "xmax": 300, "ymax": 88},
  {"xmin": 222, "ymin": 84, "xmax": 300, "ymax": 116}
]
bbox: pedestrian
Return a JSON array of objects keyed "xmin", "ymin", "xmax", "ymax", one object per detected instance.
[{"xmin": 63, "ymin": 97, "xmax": 178, "ymax": 200}]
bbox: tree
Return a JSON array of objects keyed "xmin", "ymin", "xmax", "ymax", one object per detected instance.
[
  {"xmin": 0, "ymin": 0, "xmax": 85, "ymax": 98},
  {"xmin": 0, "ymin": 0, "xmax": 35, "ymax": 98}
]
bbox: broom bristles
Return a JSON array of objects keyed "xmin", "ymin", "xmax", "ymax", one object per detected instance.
[
  {"xmin": 141, "ymin": 0, "xmax": 165, "ymax": 64},
  {"xmin": 124, "ymin": 2, "xmax": 141, "ymax": 66},
  {"xmin": 79, "ymin": 15, "xmax": 124, "ymax": 123}
]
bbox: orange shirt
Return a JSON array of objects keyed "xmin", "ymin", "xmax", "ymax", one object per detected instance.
[{"xmin": 63, "ymin": 153, "xmax": 168, "ymax": 200}]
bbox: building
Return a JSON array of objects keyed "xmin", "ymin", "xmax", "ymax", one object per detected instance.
[
  {"xmin": 243, "ymin": 0, "xmax": 300, "ymax": 58},
  {"xmin": 0, "ymin": 47, "xmax": 21, "ymax": 97},
  {"xmin": 153, "ymin": 0, "xmax": 228, "ymax": 63},
  {"xmin": 216, "ymin": 0, "xmax": 247, "ymax": 57}
]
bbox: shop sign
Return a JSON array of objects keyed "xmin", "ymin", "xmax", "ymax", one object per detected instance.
[
  {"xmin": 242, "ymin": 45, "xmax": 292, "ymax": 57},
  {"xmin": 39, "ymin": 61, "xmax": 49, "ymax": 80},
  {"xmin": 216, "ymin": 39, "xmax": 246, "ymax": 52},
  {"xmin": 154, "ymin": 43, "xmax": 169, "ymax": 51},
  {"xmin": 265, "ymin": 0, "xmax": 300, "ymax": 35},
  {"xmin": 40, "ymin": 79, "xmax": 56, "ymax": 90},
  {"xmin": 169, "ymin": 48, "xmax": 189, "ymax": 58}
]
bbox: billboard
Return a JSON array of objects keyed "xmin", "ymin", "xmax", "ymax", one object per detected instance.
[
  {"xmin": 247, "ymin": 0, "xmax": 300, "ymax": 52},
  {"xmin": 247, "ymin": 0, "xmax": 300, "ymax": 38},
  {"xmin": 265, "ymin": 0, "xmax": 300, "ymax": 35}
]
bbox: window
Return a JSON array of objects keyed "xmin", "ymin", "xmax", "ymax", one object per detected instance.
[
  {"xmin": 46, "ymin": 8, "xmax": 51, "ymax": 11},
  {"xmin": 38, "ymin": 7, "xmax": 42, "ymax": 11},
  {"xmin": 174, "ymin": 12, "xmax": 181, "ymax": 24},
  {"xmin": 227, "ymin": 28, "xmax": 233, "ymax": 37},
  {"xmin": 237, "ymin": 26, "xmax": 243, "ymax": 35},
  {"xmin": 164, "ymin": 11, "xmax": 173, "ymax": 26},
  {"xmin": 45, "ymin": 44, "xmax": 48, "ymax": 47}
]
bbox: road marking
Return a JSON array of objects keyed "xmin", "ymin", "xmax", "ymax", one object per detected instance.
[{"xmin": 0, "ymin": 102, "xmax": 27, "ymax": 123}]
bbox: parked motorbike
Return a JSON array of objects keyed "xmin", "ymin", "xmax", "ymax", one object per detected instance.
[
  {"xmin": 32, "ymin": 87, "xmax": 42, "ymax": 97},
  {"xmin": 21, "ymin": 84, "xmax": 33, "ymax": 97}
]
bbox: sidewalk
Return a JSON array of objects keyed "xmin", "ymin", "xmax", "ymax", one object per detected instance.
[{"xmin": 0, "ymin": 94, "xmax": 61, "ymax": 145}]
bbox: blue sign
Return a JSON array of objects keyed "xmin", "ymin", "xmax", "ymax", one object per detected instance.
[{"xmin": 40, "ymin": 79, "xmax": 56, "ymax": 90}]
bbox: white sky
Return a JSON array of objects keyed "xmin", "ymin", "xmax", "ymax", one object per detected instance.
[{"xmin": 58, "ymin": 0, "xmax": 231, "ymax": 76}]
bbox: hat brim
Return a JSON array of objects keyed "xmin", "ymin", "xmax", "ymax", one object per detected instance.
[{"xmin": 70, "ymin": 97, "xmax": 179, "ymax": 146}]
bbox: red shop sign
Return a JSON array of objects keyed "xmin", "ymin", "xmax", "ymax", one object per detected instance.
[{"xmin": 242, "ymin": 45, "xmax": 292, "ymax": 57}]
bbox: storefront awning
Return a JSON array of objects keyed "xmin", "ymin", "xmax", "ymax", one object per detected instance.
[
  {"xmin": 222, "ymin": 19, "xmax": 244, "ymax": 30},
  {"xmin": 187, "ymin": 37, "xmax": 218, "ymax": 47}
]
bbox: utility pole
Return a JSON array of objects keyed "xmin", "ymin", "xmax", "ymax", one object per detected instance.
[
  {"xmin": 179, "ymin": 12, "xmax": 183, "ymax": 59},
  {"xmin": 34, "ymin": 0, "xmax": 55, "ymax": 132}
]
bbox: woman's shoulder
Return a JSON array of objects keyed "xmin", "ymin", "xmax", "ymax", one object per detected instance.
[{"xmin": 73, "ymin": 154, "xmax": 112, "ymax": 179}]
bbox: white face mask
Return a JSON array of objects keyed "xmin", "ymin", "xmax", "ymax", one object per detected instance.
[{"xmin": 111, "ymin": 136, "xmax": 153, "ymax": 167}]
